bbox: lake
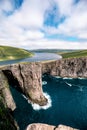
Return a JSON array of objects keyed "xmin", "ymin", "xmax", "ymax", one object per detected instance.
[{"xmin": 0, "ymin": 53, "xmax": 62, "ymax": 66}]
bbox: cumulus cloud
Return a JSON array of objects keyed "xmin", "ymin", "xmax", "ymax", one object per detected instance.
[{"xmin": 0, "ymin": 0, "xmax": 87, "ymax": 49}]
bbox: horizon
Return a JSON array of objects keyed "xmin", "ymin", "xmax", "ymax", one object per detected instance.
[{"xmin": 0, "ymin": 0, "xmax": 87, "ymax": 49}]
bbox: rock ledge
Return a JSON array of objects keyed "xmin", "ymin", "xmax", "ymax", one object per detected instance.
[{"xmin": 26, "ymin": 123, "xmax": 78, "ymax": 130}]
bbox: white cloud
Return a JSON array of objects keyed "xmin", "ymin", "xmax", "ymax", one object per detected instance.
[
  {"xmin": 7, "ymin": 0, "xmax": 51, "ymax": 29},
  {"xmin": 0, "ymin": 0, "xmax": 87, "ymax": 49},
  {"xmin": 0, "ymin": 37, "xmax": 87, "ymax": 50},
  {"xmin": 0, "ymin": 0, "xmax": 14, "ymax": 12},
  {"xmin": 78, "ymin": 32, "xmax": 87, "ymax": 39},
  {"xmin": 46, "ymin": 0, "xmax": 87, "ymax": 39}
]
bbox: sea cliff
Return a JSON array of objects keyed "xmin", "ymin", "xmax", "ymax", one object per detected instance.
[
  {"xmin": 0, "ymin": 57, "xmax": 87, "ymax": 129},
  {"xmin": 42, "ymin": 57, "xmax": 87, "ymax": 78}
]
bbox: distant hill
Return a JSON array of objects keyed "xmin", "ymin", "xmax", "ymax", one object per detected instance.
[
  {"xmin": 30, "ymin": 49, "xmax": 75, "ymax": 53},
  {"xmin": 0, "ymin": 46, "xmax": 33, "ymax": 61},
  {"xmin": 60, "ymin": 50, "xmax": 87, "ymax": 59},
  {"xmin": 31, "ymin": 48, "xmax": 87, "ymax": 59}
]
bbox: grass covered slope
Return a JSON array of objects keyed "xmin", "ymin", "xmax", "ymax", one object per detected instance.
[
  {"xmin": 0, "ymin": 46, "xmax": 33, "ymax": 61},
  {"xmin": 60, "ymin": 50, "xmax": 87, "ymax": 59}
]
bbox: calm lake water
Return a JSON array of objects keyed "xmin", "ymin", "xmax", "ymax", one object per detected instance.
[
  {"xmin": 0, "ymin": 53, "xmax": 62, "ymax": 66},
  {"xmin": 10, "ymin": 75, "xmax": 87, "ymax": 130}
]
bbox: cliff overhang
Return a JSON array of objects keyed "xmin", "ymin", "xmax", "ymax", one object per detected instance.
[{"xmin": 0, "ymin": 57, "xmax": 87, "ymax": 107}]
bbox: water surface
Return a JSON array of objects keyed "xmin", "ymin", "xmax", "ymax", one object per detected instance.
[
  {"xmin": 10, "ymin": 75, "xmax": 87, "ymax": 130},
  {"xmin": 0, "ymin": 53, "xmax": 62, "ymax": 66}
]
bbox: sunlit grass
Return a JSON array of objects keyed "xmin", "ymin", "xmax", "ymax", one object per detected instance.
[
  {"xmin": 0, "ymin": 46, "xmax": 33, "ymax": 61},
  {"xmin": 60, "ymin": 50, "xmax": 87, "ymax": 59}
]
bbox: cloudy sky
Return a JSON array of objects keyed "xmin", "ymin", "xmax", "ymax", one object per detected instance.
[{"xmin": 0, "ymin": 0, "xmax": 87, "ymax": 49}]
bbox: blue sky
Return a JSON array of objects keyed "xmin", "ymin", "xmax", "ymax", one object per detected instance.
[{"xmin": 0, "ymin": 0, "xmax": 87, "ymax": 49}]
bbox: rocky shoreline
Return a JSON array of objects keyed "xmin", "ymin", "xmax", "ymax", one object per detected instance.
[{"xmin": 0, "ymin": 57, "xmax": 87, "ymax": 129}]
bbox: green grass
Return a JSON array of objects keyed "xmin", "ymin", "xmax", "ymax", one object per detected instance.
[
  {"xmin": 59, "ymin": 50, "xmax": 87, "ymax": 59},
  {"xmin": 0, "ymin": 45, "xmax": 33, "ymax": 61}
]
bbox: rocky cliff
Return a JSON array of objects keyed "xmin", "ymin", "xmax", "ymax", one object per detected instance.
[
  {"xmin": 0, "ymin": 57, "xmax": 86, "ymax": 130},
  {"xmin": 0, "ymin": 71, "xmax": 19, "ymax": 130},
  {"xmin": 1, "ymin": 57, "xmax": 87, "ymax": 106},
  {"xmin": 1, "ymin": 62, "xmax": 47, "ymax": 106},
  {"xmin": 0, "ymin": 71, "xmax": 16, "ymax": 111},
  {"xmin": 26, "ymin": 123, "xmax": 78, "ymax": 130},
  {"xmin": 42, "ymin": 57, "xmax": 87, "ymax": 78}
]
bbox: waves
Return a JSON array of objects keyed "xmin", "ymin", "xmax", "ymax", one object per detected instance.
[
  {"xmin": 42, "ymin": 81, "xmax": 47, "ymax": 85},
  {"xmin": 22, "ymin": 92, "xmax": 52, "ymax": 111},
  {"xmin": 63, "ymin": 77, "xmax": 73, "ymax": 79},
  {"xmin": 29, "ymin": 92, "xmax": 52, "ymax": 111},
  {"xmin": 64, "ymin": 82, "xmax": 72, "ymax": 87}
]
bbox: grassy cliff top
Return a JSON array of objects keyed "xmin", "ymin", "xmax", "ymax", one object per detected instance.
[
  {"xmin": 0, "ymin": 46, "xmax": 33, "ymax": 61},
  {"xmin": 59, "ymin": 50, "xmax": 87, "ymax": 59}
]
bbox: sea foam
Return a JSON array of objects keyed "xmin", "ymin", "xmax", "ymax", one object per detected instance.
[
  {"xmin": 42, "ymin": 81, "xmax": 47, "ymax": 85},
  {"xmin": 63, "ymin": 77, "xmax": 73, "ymax": 79},
  {"xmin": 65, "ymin": 82, "xmax": 72, "ymax": 87},
  {"xmin": 28, "ymin": 92, "xmax": 52, "ymax": 111},
  {"xmin": 22, "ymin": 92, "xmax": 52, "ymax": 111}
]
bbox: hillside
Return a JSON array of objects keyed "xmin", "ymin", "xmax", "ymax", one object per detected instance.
[
  {"xmin": 59, "ymin": 50, "xmax": 87, "ymax": 59},
  {"xmin": 0, "ymin": 46, "xmax": 33, "ymax": 61}
]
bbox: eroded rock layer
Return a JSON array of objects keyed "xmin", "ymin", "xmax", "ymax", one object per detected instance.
[{"xmin": 42, "ymin": 57, "xmax": 87, "ymax": 78}]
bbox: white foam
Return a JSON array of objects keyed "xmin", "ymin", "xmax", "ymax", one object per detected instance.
[
  {"xmin": 29, "ymin": 92, "xmax": 52, "ymax": 111},
  {"xmin": 55, "ymin": 76, "xmax": 61, "ymax": 79},
  {"xmin": 63, "ymin": 77, "xmax": 73, "ymax": 79},
  {"xmin": 22, "ymin": 94, "xmax": 28, "ymax": 100},
  {"xmin": 78, "ymin": 77, "xmax": 85, "ymax": 79},
  {"xmin": 42, "ymin": 81, "xmax": 47, "ymax": 85},
  {"xmin": 65, "ymin": 82, "xmax": 72, "ymax": 87}
]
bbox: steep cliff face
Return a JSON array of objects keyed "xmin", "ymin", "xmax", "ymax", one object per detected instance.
[
  {"xmin": 0, "ymin": 57, "xmax": 86, "ymax": 130},
  {"xmin": 1, "ymin": 57, "xmax": 87, "ymax": 107},
  {"xmin": 0, "ymin": 71, "xmax": 19, "ymax": 130},
  {"xmin": 1, "ymin": 62, "xmax": 47, "ymax": 106},
  {"xmin": 0, "ymin": 71, "xmax": 16, "ymax": 111},
  {"xmin": 0, "ymin": 100, "xmax": 19, "ymax": 130},
  {"xmin": 26, "ymin": 123, "xmax": 78, "ymax": 130},
  {"xmin": 42, "ymin": 57, "xmax": 87, "ymax": 78}
]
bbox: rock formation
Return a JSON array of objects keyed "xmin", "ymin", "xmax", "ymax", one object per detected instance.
[
  {"xmin": 42, "ymin": 57, "xmax": 87, "ymax": 78},
  {"xmin": 0, "ymin": 57, "xmax": 86, "ymax": 130},
  {"xmin": 1, "ymin": 57, "xmax": 87, "ymax": 106},
  {"xmin": 0, "ymin": 70, "xmax": 16, "ymax": 111},
  {"xmin": 26, "ymin": 123, "xmax": 78, "ymax": 130},
  {"xmin": 0, "ymin": 71, "xmax": 19, "ymax": 130},
  {"xmin": 1, "ymin": 62, "xmax": 47, "ymax": 106}
]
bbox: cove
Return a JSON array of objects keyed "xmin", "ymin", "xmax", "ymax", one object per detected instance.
[{"xmin": 10, "ymin": 75, "xmax": 87, "ymax": 130}]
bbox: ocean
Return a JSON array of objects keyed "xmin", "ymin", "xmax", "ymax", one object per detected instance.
[{"xmin": 10, "ymin": 75, "xmax": 87, "ymax": 130}]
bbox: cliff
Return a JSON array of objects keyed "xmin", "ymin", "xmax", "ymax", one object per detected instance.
[
  {"xmin": 0, "ymin": 71, "xmax": 16, "ymax": 110},
  {"xmin": 26, "ymin": 123, "xmax": 78, "ymax": 130},
  {"xmin": 1, "ymin": 57, "xmax": 87, "ymax": 106},
  {"xmin": 0, "ymin": 71, "xmax": 19, "ymax": 130},
  {"xmin": 0, "ymin": 99, "xmax": 18, "ymax": 130},
  {"xmin": 0, "ymin": 57, "xmax": 87, "ymax": 130},
  {"xmin": 42, "ymin": 57, "xmax": 87, "ymax": 78},
  {"xmin": 1, "ymin": 63, "xmax": 47, "ymax": 106}
]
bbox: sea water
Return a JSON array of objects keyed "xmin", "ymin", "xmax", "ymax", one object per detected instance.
[{"xmin": 10, "ymin": 75, "xmax": 87, "ymax": 130}]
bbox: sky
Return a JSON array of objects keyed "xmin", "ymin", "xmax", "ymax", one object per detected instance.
[{"xmin": 0, "ymin": 0, "xmax": 87, "ymax": 49}]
